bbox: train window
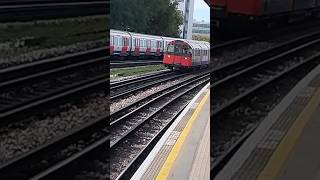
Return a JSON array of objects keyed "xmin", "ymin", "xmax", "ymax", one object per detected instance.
[
  {"xmin": 117, "ymin": 37, "xmax": 121, "ymax": 46},
  {"xmin": 152, "ymin": 40, "xmax": 156, "ymax": 48},
  {"xmin": 176, "ymin": 44, "xmax": 182, "ymax": 54},
  {"xmin": 114, "ymin": 37, "xmax": 118, "ymax": 46},
  {"xmin": 167, "ymin": 43, "xmax": 175, "ymax": 53},
  {"xmin": 182, "ymin": 45, "xmax": 190, "ymax": 56}
]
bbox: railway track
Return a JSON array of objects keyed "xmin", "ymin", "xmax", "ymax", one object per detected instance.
[
  {"xmin": 0, "ymin": 47, "xmax": 107, "ymax": 179},
  {"xmin": 0, "ymin": 69, "xmax": 209, "ymax": 179},
  {"xmin": 211, "ymin": 21, "xmax": 320, "ymax": 72},
  {"xmin": 12, "ymin": 71, "xmax": 208, "ymax": 180},
  {"xmin": 0, "ymin": 47, "xmax": 106, "ymax": 123},
  {"xmin": 210, "ymin": 30, "xmax": 320, "ymax": 178},
  {"xmin": 0, "ymin": 0, "xmax": 108, "ymax": 22},
  {"xmin": 0, "ymin": 58, "xmax": 208, "ymax": 179},
  {"xmin": 109, "ymin": 71, "xmax": 209, "ymax": 179},
  {"xmin": 110, "ymin": 71, "xmax": 189, "ymax": 101}
]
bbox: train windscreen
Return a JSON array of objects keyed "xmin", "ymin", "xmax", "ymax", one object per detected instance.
[
  {"xmin": 167, "ymin": 44, "xmax": 175, "ymax": 54},
  {"xmin": 166, "ymin": 42, "xmax": 191, "ymax": 56}
]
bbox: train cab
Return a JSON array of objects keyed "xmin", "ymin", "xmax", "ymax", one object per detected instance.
[
  {"xmin": 163, "ymin": 40, "xmax": 209, "ymax": 69},
  {"xmin": 163, "ymin": 40, "xmax": 192, "ymax": 69}
]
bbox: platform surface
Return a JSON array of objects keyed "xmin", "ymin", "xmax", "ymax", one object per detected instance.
[
  {"xmin": 275, "ymin": 103, "xmax": 320, "ymax": 180},
  {"xmin": 131, "ymin": 83, "xmax": 210, "ymax": 180},
  {"xmin": 216, "ymin": 64, "xmax": 320, "ymax": 180}
]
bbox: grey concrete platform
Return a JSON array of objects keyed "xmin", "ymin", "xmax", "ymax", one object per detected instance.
[
  {"xmin": 131, "ymin": 83, "xmax": 210, "ymax": 180},
  {"xmin": 275, "ymin": 104, "xmax": 320, "ymax": 180},
  {"xmin": 216, "ymin": 64, "xmax": 320, "ymax": 180}
]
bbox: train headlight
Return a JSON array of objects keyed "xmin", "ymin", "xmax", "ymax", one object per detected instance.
[{"xmin": 168, "ymin": 55, "xmax": 170, "ymax": 58}]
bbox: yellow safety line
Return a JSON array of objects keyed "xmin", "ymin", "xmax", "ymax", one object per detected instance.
[
  {"xmin": 258, "ymin": 88, "xmax": 320, "ymax": 180},
  {"xmin": 156, "ymin": 90, "xmax": 210, "ymax": 180}
]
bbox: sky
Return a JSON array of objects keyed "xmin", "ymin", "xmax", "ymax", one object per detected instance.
[{"xmin": 193, "ymin": 0, "xmax": 210, "ymax": 22}]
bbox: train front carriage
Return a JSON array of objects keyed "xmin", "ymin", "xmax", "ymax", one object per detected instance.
[{"xmin": 163, "ymin": 40, "xmax": 209, "ymax": 70}]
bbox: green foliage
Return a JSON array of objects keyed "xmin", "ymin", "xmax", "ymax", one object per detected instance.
[{"xmin": 111, "ymin": 0, "xmax": 183, "ymax": 37}]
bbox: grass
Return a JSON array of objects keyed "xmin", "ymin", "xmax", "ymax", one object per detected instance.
[
  {"xmin": 110, "ymin": 65, "xmax": 167, "ymax": 79},
  {"xmin": 0, "ymin": 15, "xmax": 108, "ymax": 58}
]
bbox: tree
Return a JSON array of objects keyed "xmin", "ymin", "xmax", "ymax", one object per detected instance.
[{"xmin": 111, "ymin": 0, "xmax": 183, "ymax": 37}]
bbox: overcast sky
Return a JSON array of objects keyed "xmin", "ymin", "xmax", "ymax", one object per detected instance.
[{"xmin": 193, "ymin": 0, "xmax": 210, "ymax": 22}]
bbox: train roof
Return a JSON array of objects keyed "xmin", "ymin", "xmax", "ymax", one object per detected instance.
[
  {"xmin": 170, "ymin": 39, "xmax": 210, "ymax": 50},
  {"xmin": 110, "ymin": 29, "xmax": 130, "ymax": 36}
]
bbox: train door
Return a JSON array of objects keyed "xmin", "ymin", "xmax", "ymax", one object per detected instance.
[
  {"xmin": 121, "ymin": 37, "xmax": 128, "ymax": 56},
  {"xmin": 135, "ymin": 38, "xmax": 140, "ymax": 56},
  {"xmin": 140, "ymin": 39, "xmax": 144, "ymax": 55},
  {"xmin": 151, "ymin": 40, "xmax": 156, "ymax": 55},
  {"xmin": 114, "ymin": 36, "xmax": 121, "ymax": 55},
  {"xmin": 146, "ymin": 39, "xmax": 151, "ymax": 55},
  {"xmin": 176, "ymin": 43, "xmax": 183, "ymax": 66},
  {"xmin": 156, "ymin": 41, "xmax": 162, "ymax": 56},
  {"xmin": 132, "ymin": 37, "xmax": 135, "ymax": 56}
]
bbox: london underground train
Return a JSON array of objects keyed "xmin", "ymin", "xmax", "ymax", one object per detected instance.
[
  {"xmin": 110, "ymin": 29, "xmax": 210, "ymax": 69},
  {"xmin": 163, "ymin": 39, "xmax": 210, "ymax": 69}
]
